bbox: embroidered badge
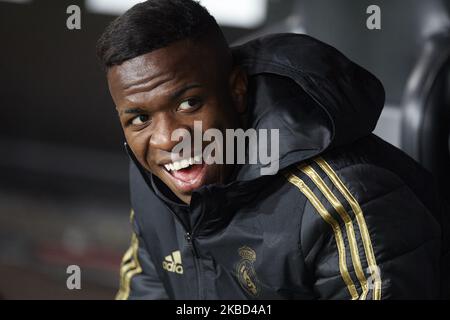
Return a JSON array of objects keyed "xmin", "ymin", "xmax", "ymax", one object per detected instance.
[{"xmin": 236, "ymin": 246, "xmax": 259, "ymax": 296}]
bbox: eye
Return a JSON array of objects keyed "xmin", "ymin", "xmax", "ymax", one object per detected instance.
[
  {"xmin": 177, "ymin": 98, "xmax": 202, "ymax": 112},
  {"xmin": 131, "ymin": 114, "xmax": 150, "ymax": 126}
]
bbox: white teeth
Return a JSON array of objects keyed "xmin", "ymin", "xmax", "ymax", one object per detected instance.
[
  {"xmin": 181, "ymin": 159, "xmax": 189, "ymax": 169},
  {"xmin": 173, "ymin": 161, "xmax": 181, "ymax": 171},
  {"xmin": 164, "ymin": 155, "xmax": 203, "ymax": 172}
]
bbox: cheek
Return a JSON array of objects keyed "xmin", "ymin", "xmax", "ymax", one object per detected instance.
[{"xmin": 124, "ymin": 130, "xmax": 152, "ymax": 169}]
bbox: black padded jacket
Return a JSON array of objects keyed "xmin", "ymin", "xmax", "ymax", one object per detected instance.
[{"xmin": 115, "ymin": 34, "xmax": 450, "ymax": 300}]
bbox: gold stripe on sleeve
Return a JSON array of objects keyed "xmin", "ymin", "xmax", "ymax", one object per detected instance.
[
  {"xmin": 315, "ymin": 157, "xmax": 382, "ymax": 300},
  {"xmin": 284, "ymin": 171, "xmax": 360, "ymax": 300},
  {"xmin": 299, "ymin": 164, "xmax": 369, "ymax": 299}
]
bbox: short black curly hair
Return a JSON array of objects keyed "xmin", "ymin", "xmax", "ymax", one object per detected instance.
[{"xmin": 96, "ymin": 0, "xmax": 229, "ymax": 69}]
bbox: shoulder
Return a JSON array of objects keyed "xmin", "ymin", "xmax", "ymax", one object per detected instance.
[{"xmin": 284, "ymin": 134, "xmax": 440, "ymax": 231}]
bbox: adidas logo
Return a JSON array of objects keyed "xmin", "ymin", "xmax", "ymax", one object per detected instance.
[{"xmin": 162, "ymin": 250, "xmax": 184, "ymax": 274}]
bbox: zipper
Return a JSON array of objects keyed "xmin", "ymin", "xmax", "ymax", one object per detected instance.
[
  {"xmin": 187, "ymin": 198, "xmax": 207, "ymax": 300},
  {"xmin": 185, "ymin": 232, "xmax": 204, "ymax": 299},
  {"xmin": 155, "ymin": 203, "xmax": 204, "ymax": 299},
  {"xmin": 165, "ymin": 201, "xmax": 206, "ymax": 300},
  {"xmin": 185, "ymin": 193, "xmax": 209, "ymax": 299},
  {"xmin": 170, "ymin": 215, "xmax": 204, "ymax": 300}
]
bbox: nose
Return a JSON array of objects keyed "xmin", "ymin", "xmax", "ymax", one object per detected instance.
[{"xmin": 149, "ymin": 113, "xmax": 191, "ymax": 153}]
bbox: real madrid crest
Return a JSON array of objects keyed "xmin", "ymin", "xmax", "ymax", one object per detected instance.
[{"xmin": 235, "ymin": 246, "xmax": 260, "ymax": 297}]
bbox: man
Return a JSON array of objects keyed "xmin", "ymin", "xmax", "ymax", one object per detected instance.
[{"xmin": 97, "ymin": 0, "xmax": 449, "ymax": 299}]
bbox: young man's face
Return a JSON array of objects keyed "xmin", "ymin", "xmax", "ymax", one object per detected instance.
[{"xmin": 107, "ymin": 39, "xmax": 246, "ymax": 204}]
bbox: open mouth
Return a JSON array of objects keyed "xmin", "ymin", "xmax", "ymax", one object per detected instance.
[{"xmin": 161, "ymin": 155, "xmax": 208, "ymax": 192}]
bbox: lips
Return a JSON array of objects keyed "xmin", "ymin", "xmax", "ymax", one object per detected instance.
[{"xmin": 161, "ymin": 156, "xmax": 209, "ymax": 193}]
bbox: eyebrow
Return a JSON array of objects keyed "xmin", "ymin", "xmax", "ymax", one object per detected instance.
[
  {"xmin": 170, "ymin": 83, "xmax": 202, "ymax": 100},
  {"xmin": 118, "ymin": 83, "xmax": 203, "ymax": 116},
  {"xmin": 121, "ymin": 107, "xmax": 146, "ymax": 115}
]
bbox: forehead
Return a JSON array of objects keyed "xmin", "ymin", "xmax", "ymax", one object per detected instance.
[{"xmin": 107, "ymin": 40, "xmax": 220, "ymax": 96}]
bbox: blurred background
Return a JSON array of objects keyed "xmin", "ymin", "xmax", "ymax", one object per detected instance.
[{"xmin": 0, "ymin": 0, "xmax": 449, "ymax": 299}]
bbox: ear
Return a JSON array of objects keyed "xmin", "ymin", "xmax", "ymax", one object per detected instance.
[{"xmin": 229, "ymin": 66, "xmax": 248, "ymax": 114}]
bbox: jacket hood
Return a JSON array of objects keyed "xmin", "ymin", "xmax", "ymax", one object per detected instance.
[{"xmin": 232, "ymin": 33, "xmax": 385, "ymax": 181}]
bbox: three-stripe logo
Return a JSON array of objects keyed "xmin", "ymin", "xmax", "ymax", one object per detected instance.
[{"xmin": 162, "ymin": 250, "xmax": 184, "ymax": 274}]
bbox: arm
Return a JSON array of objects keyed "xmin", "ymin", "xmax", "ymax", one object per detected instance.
[{"xmin": 295, "ymin": 159, "xmax": 442, "ymax": 299}]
